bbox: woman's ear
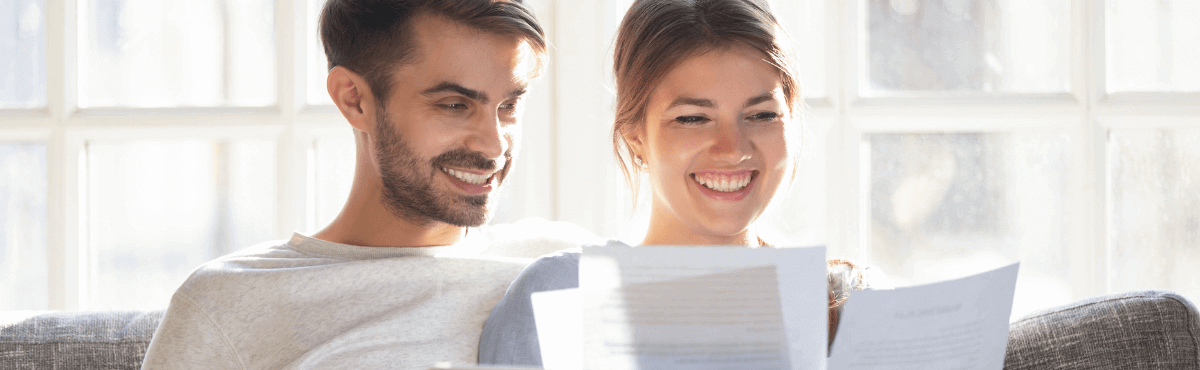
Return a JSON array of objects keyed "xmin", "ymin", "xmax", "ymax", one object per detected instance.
[
  {"xmin": 328, "ymin": 66, "xmax": 377, "ymax": 133},
  {"xmin": 622, "ymin": 126, "xmax": 648, "ymax": 167}
]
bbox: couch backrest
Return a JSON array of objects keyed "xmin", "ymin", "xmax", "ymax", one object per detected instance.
[
  {"xmin": 1004, "ymin": 290, "xmax": 1200, "ymax": 370},
  {"xmin": 0, "ymin": 310, "xmax": 164, "ymax": 370},
  {"xmin": 2, "ymin": 291, "xmax": 1197, "ymax": 369}
]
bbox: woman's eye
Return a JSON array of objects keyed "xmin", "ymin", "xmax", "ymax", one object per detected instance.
[
  {"xmin": 747, "ymin": 112, "xmax": 779, "ymax": 122},
  {"xmin": 675, "ymin": 116, "xmax": 709, "ymax": 125}
]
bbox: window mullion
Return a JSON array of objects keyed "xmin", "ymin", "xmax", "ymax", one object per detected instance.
[
  {"xmin": 1082, "ymin": 0, "xmax": 1109, "ymax": 300},
  {"xmin": 275, "ymin": 0, "xmax": 304, "ymax": 239},
  {"xmin": 831, "ymin": 0, "xmax": 861, "ymax": 260},
  {"xmin": 44, "ymin": 0, "xmax": 78, "ymax": 311}
]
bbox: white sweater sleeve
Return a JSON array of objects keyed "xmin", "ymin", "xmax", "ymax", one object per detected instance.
[{"xmin": 141, "ymin": 291, "xmax": 246, "ymax": 370}]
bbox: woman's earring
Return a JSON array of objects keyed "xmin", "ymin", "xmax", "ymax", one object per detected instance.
[{"xmin": 634, "ymin": 155, "xmax": 647, "ymax": 168}]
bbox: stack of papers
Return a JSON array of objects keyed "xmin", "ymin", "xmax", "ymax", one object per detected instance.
[{"xmin": 531, "ymin": 245, "xmax": 1019, "ymax": 370}]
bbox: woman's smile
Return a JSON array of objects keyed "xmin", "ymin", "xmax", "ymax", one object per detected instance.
[{"xmin": 691, "ymin": 169, "xmax": 758, "ymax": 201}]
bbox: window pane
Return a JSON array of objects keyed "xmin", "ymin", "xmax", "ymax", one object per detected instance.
[
  {"xmin": 1109, "ymin": 129, "xmax": 1200, "ymax": 302},
  {"xmin": 774, "ymin": 0, "xmax": 826, "ymax": 99},
  {"xmin": 0, "ymin": 143, "xmax": 47, "ymax": 310},
  {"xmin": 1107, "ymin": 0, "xmax": 1200, "ymax": 93},
  {"xmin": 87, "ymin": 140, "xmax": 275, "ymax": 310},
  {"xmin": 865, "ymin": 132, "xmax": 1072, "ymax": 319},
  {"xmin": 864, "ymin": 0, "xmax": 1070, "ymax": 95},
  {"xmin": 79, "ymin": 0, "xmax": 275, "ymax": 108},
  {"xmin": 307, "ymin": 0, "xmax": 332, "ymax": 106},
  {"xmin": 0, "ymin": 0, "xmax": 45, "ymax": 108},
  {"xmin": 312, "ymin": 135, "xmax": 354, "ymax": 230}
]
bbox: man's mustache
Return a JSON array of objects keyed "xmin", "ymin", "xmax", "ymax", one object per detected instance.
[{"xmin": 431, "ymin": 148, "xmax": 510, "ymax": 172}]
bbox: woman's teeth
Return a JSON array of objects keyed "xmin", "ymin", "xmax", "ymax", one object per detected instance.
[
  {"xmin": 442, "ymin": 167, "xmax": 490, "ymax": 185},
  {"xmin": 694, "ymin": 172, "xmax": 752, "ymax": 192}
]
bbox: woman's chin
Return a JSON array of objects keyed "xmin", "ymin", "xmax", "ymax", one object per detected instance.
[{"xmin": 688, "ymin": 219, "xmax": 756, "ymax": 245}]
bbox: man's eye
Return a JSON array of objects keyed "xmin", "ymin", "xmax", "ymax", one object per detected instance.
[
  {"xmin": 675, "ymin": 116, "xmax": 709, "ymax": 125},
  {"xmin": 500, "ymin": 103, "xmax": 517, "ymax": 110},
  {"xmin": 441, "ymin": 103, "xmax": 468, "ymax": 110}
]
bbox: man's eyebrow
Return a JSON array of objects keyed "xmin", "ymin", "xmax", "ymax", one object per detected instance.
[
  {"xmin": 421, "ymin": 82, "xmax": 489, "ymax": 103},
  {"xmin": 743, "ymin": 92, "xmax": 778, "ymax": 108},
  {"xmin": 504, "ymin": 86, "xmax": 529, "ymax": 100},
  {"xmin": 666, "ymin": 96, "xmax": 715, "ymax": 109}
]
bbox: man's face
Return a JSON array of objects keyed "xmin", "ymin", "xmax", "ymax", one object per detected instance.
[{"xmin": 371, "ymin": 15, "xmax": 539, "ymax": 227}]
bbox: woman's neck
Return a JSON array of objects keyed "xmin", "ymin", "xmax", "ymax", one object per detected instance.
[{"xmin": 640, "ymin": 220, "xmax": 763, "ymax": 247}]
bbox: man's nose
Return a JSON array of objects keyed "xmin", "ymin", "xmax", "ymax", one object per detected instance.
[{"xmin": 465, "ymin": 110, "xmax": 508, "ymax": 160}]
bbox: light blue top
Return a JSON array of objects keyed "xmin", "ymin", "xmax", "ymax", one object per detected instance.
[
  {"xmin": 477, "ymin": 247, "xmax": 585, "ymax": 366},
  {"xmin": 477, "ymin": 242, "xmax": 885, "ymax": 366}
]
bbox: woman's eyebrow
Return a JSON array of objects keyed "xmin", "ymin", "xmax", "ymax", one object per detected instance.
[
  {"xmin": 666, "ymin": 96, "xmax": 714, "ymax": 109},
  {"xmin": 666, "ymin": 92, "xmax": 778, "ymax": 110},
  {"xmin": 742, "ymin": 92, "xmax": 777, "ymax": 108}
]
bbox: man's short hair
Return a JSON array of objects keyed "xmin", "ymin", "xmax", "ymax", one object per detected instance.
[{"xmin": 319, "ymin": 0, "xmax": 547, "ymax": 102}]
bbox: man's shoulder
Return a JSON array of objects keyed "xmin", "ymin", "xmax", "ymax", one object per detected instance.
[{"xmin": 173, "ymin": 237, "xmax": 338, "ymax": 303}]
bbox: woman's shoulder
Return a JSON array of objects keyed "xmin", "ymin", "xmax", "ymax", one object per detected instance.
[
  {"xmin": 514, "ymin": 249, "xmax": 580, "ymax": 291},
  {"xmin": 510, "ymin": 240, "xmax": 629, "ymax": 294}
]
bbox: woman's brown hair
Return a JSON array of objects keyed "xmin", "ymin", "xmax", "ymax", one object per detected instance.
[{"xmin": 610, "ymin": 0, "xmax": 802, "ymax": 200}]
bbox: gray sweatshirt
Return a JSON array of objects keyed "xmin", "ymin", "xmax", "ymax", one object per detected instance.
[{"xmin": 142, "ymin": 222, "xmax": 600, "ymax": 370}]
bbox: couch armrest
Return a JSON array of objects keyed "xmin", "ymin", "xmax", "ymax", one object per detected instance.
[
  {"xmin": 1004, "ymin": 290, "xmax": 1200, "ymax": 370},
  {"xmin": 0, "ymin": 310, "xmax": 164, "ymax": 370}
]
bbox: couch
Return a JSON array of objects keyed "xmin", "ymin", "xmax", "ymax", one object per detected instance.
[{"xmin": 2, "ymin": 290, "xmax": 1197, "ymax": 369}]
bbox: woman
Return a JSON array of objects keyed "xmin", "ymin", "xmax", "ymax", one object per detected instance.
[{"xmin": 478, "ymin": 0, "xmax": 881, "ymax": 366}]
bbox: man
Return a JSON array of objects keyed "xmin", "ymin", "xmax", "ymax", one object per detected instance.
[{"xmin": 140, "ymin": 1, "xmax": 583, "ymax": 368}]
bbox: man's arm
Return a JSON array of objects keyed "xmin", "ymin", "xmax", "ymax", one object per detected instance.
[{"xmin": 141, "ymin": 292, "xmax": 245, "ymax": 370}]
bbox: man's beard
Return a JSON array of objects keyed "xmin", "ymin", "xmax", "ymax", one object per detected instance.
[{"xmin": 374, "ymin": 108, "xmax": 511, "ymax": 227}]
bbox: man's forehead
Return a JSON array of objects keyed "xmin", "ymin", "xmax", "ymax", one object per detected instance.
[
  {"xmin": 407, "ymin": 14, "xmax": 536, "ymax": 66},
  {"xmin": 392, "ymin": 16, "xmax": 539, "ymax": 98}
]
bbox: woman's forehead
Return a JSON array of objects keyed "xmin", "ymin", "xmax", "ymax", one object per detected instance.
[{"xmin": 654, "ymin": 48, "xmax": 782, "ymax": 98}]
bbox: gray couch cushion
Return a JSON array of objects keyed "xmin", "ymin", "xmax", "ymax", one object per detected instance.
[
  {"xmin": 1004, "ymin": 290, "xmax": 1200, "ymax": 370},
  {"xmin": 0, "ymin": 310, "xmax": 163, "ymax": 370},
  {"xmin": 1, "ymin": 291, "xmax": 1196, "ymax": 369}
]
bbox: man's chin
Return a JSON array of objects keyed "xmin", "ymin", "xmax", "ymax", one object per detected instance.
[{"xmin": 439, "ymin": 195, "xmax": 494, "ymax": 227}]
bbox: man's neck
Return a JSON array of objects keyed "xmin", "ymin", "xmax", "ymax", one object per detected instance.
[{"xmin": 313, "ymin": 183, "xmax": 467, "ymax": 248}]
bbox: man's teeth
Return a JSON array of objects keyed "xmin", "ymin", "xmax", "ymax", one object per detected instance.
[
  {"xmin": 442, "ymin": 167, "xmax": 490, "ymax": 185},
  {"xmin": 695, "ymin": 172, "xmax": 752, "ymax": 192}
]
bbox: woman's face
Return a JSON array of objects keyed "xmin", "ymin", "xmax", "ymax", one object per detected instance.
[{"xmin": 631, "ymin": 45, "xmax": 792, "ymax": 245}]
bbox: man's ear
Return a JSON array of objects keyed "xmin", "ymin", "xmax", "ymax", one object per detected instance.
[{"xmin": 327, "ymin": 66, "xmax": 376, "ymax": 133}]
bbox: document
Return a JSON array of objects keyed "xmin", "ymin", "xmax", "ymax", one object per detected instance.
[
  {"xmin": 532, "ymin": 248, "xmax": 1018, "ymax": 370},
  {"xmin": 576, "ymin": 245, "xmax": 828, "ymax": 370},
  {"xmin": 827, "ymin": 263, "xmax": 1020, "ymax": 370},
  {"xmin": 531, "ymin": 288, "xmax": 583, "ymax": 370}
]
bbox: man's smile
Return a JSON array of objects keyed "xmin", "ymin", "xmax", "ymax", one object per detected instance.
[
  {"xmin": 441, "ymin": 167, "xmax": 494, "ymax": 185},
  {"xmin": 440, "ymin": 166, "xmax": 498, "ymax": 195}
]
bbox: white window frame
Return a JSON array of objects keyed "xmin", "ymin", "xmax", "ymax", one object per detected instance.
[
  {"xmin": 3, "ymin": 0, "xmax": 1199, "ymax": 310},
  {"xmin": 546, "ymin": 0, "xmax": 1200, "ymax": 309}
]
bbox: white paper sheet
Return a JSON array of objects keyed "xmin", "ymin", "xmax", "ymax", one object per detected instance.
[
  {"xmin": 577, "ymin": 245, "xmax": 828, "ymax": 370},
  {"xmin": 827, "ymin": 263, "xmax": 1020, "ymax": 370},
  {"xmin": 531, "ymin": 289, "xmax": 583, "ymax": 370}
]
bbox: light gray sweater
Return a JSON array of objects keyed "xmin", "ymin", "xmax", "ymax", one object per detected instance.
[{"xmin": 142, "ymin": 221, "xmax": 601, "ymax": 370}]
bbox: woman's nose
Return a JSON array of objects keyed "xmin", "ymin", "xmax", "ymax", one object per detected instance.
[{"xmin": 709, "ymin": 120, "xmax": 752, "ymax": 163}]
